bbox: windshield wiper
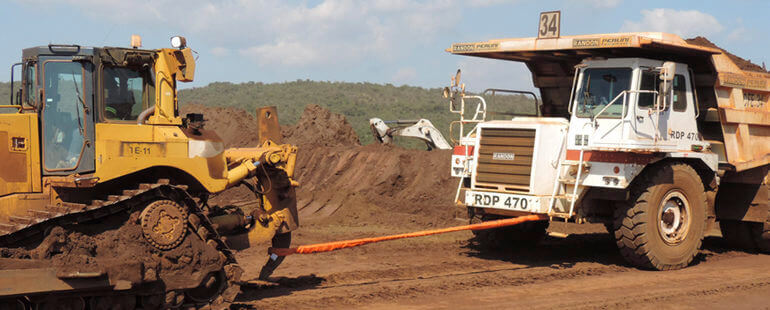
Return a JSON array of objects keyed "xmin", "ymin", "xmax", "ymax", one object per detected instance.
[{"xmin": 70, "ymin": 70, "xmax": 86, "ymax": 136}]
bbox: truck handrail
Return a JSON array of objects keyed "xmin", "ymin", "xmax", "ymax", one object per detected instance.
[
  {"xmin": 590, "ymin": 89, "xmax": 658, "ymax": 123},
  {"xmin": 482, "ymin": 88, "xmax": 540, "ymax": 117},
  {"xmin": 448, "ymin": 95, "xmax": 487, "ymax": 145}
]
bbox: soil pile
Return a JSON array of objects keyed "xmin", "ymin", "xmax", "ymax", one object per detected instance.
[
  {"xmin": 686, "ymin": 36, "xmax": 767, "ymax": 73},
  {"xmin": 181, "ymin": 104, "xmax": 260, "ymax": 148},
  {"xmin": 187, "ymin": 103, "xmax": 457, "ymax": 225},
  {"xmin": 282, "ymin": 104, "xmax": 361, "ymax": 148},
  {"xmin": 293, "ymin": 144, "xmax": 455, "ymax": 226}
]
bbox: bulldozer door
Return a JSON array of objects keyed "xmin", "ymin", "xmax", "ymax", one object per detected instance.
[{"xmin": 40, "ymin": 57, "xmax": 95, "ymax": 175}]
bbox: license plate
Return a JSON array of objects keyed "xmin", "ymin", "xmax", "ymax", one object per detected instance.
[{"xmin": 465, "ymin": 191, "xmax": 537, "ymax": 212}]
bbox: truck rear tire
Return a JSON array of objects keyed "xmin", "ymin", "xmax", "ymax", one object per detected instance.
[
  {"xmin": 471, "ymin": 214, "xmax": 549, "ymax": 250},
  {"xmin": 720, "ymin": 217, "xmax": 770, "ymax": 253},
  {"xmin": 612, "ymin": 163, "xmax": 707, "ymax": 270}
]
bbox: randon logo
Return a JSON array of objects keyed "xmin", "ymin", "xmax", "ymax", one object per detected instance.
[{"xmin": 492, "ymin": 152, "xmax": 515, "ymax": 161}]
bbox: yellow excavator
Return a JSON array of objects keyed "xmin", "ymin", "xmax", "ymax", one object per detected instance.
[{"xmin": 0, "ymin": 36, "xmax": 299, "ymax": 309}]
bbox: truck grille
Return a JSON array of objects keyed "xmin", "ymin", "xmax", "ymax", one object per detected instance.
[{"xmin": 475, "ymin": 128, "xmax": 535, "ymax": 191}]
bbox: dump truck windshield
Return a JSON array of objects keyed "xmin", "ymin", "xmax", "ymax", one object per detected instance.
[{"xmin": 575, "ymin": 68, "xmax": 632, "ymax": 119}]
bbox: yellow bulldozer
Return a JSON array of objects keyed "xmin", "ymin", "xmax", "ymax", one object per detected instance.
[{"xmin": 0, "ymin": 36, "xmax": 299, "ymax": 309}]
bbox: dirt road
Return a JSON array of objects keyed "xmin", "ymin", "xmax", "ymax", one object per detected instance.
[
  {"xmin": 232, "ymin": 220, "xmax": 770, "ymax": 310},
  {"xmin": 190, "ymin": 104, "xmax": 769, "ymax": 309}
]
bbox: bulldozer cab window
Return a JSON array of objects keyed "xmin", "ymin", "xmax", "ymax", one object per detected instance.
[
  {"xmin": 42, "ymin": 61, "xmax": 86, "ymax": 171},
  {"xmin": 575, "ymin": 68, "xmax": 632, "ymax": 119},
  {"xmin": 102, "ymin": 66, "xmax": 150, "ymax": 121}
]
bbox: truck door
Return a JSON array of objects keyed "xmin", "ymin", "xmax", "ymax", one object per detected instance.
[
  {"xmin": 633, "ymin": 69, "xmax": 663, "ymax": 142},
  {"xmin": 664, "ymin": 68, "xmax": 698, "ymax": 149},
  {"xmin": 40, "ymin": 57, "xmax": 95, "ymax": 175}
]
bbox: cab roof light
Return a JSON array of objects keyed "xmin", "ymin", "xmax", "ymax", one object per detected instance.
[{"xmin": 171, "ymin": 36, "xmax": 187, "ymax": 49}]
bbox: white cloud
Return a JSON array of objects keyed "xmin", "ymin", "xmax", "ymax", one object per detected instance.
[
  {"xmin": 620, "ymin": 9, "xmax": 723, "ymax": 38},
  {"xmin": 239, "ymin": 41, "xmax": 321, "ymax": 67},
  {"xmin": 579, "ymin": 0, "xmax": 623, "ymax": 9},
  {"xmin": 210, "ymin": 47, "xmax": 229, "ymax": 57},
  {"xmin": 391, "ymin": 67, "xmax": 418, "ymax": 85},
  {"xmin": 727, "ymin": 27, "xmax": 748, "ymax": 42},
  {"xmin": 466, "ymin": 0, "xmax": 517, "ymax": 7},
  {"xmin": 21, "ymin": 0, "xmax": 463, "ymax": 68}
]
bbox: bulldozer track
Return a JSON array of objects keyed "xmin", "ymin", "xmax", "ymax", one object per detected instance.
[{"xmin": 0, "ymin": 179, "xmax": 244, "ymax": 309}]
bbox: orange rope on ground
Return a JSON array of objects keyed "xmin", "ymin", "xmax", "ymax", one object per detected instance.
[{"xmin": 268, "ymin": 214, "xmax": 549, "ymax": 256}]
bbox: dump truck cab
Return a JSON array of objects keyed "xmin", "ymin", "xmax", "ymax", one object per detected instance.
[{"xmin": 448, "ymin": 30, "xmax": 770, "ymax": 270}]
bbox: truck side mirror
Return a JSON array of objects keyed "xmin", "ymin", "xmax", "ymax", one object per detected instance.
[
  {"xmin": 660, "ymin": 61, "xmax": 675, "ymax": 82},
  {"xmin": 15, "ymin": 89, "xmax": 21, "ymax": 106}
]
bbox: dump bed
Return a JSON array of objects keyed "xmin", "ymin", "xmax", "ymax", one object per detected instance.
[{"xmin": 448, "ymin": 32, "xmax": 770, "ymax": 172}]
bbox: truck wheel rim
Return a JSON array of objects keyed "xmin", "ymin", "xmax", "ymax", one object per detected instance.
[{"xmin": 658, "ymin": 190, "xmax": 690, "ymax": 245}]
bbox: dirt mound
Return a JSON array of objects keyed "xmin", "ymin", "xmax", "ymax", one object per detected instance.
[
  {"xmin": 190, "ymin": 103, "xmax": 457, "ymax": 225},
  {"xmin": 293, "ymin": 144, "xmax": 455, "ymax": 226},
  {"xmin": 282, "ymin": 104, "xmax": 361, "ymax": 148},
  {"xmin": 180, "ymin": 104, "xmax": 361, "ymax": 149},
  {"xmin": 181, "ymin": 104, "xmax": 260, "ymax": 148},
  {"xmin": 686, "ymin": 36, "xmax": 767, "ymax": 73}
]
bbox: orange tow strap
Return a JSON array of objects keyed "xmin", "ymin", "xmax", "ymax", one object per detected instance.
[{"xmin": 268, "ymin": 214, "xmax": 549, "ymax": 256}]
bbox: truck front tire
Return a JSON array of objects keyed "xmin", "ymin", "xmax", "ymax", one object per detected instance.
[{"xmin": 612, "ymin": 163, "xmax": 707, "ymax": 270}]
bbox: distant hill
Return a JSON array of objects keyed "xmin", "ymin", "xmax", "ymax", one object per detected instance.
[
  {"xmin": 0, "ymin": 82, "xmax": 17, "ymax": 104},
  {"xmin": 178, "ymin": 80, "xmax": 536, "ymax": 147},
  {"xmin": 0, "ymin": 82, "xmax": 20, "ymax": 113},
  {"xmin": 0, "ymin": 80, "xmax": 537, "ymax": 147}
]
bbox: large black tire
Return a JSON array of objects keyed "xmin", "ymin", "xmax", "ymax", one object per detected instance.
[
  {"xmin": 612, "ymin": 163, "xmax": 707, "ymax": 270},
  {"xmin": 720, "ymin": 216, "xmax": 770, "ymax": 253},
  {"xmin": 471, "ymin": 214, "xmax": 549, "ymax": 250}
]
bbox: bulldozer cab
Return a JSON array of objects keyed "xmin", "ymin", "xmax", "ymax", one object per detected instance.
[
  {"xmin": 1, "ymin": 44, "xmax": 165, "ymax": 196},
  {"xmin": 1, "ymin": 46, "xmax": 99, "ymax": 182}
]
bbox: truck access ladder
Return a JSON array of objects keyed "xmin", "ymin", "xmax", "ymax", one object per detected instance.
[{"xmin": 547, "ymin": 135, "xmax": 585, "ymax": 220}]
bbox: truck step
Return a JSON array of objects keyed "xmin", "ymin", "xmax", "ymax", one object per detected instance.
[
  {"xmin": 548, "ymin": 212, "xmax": 574, "ymax": 219},
  {"xmin": 560, "ymin": 160, "xmax": 588, "ymax": 166},
  {"xmin": 551, "ymin": 194, "xmax": 577, "ymax": 200}
]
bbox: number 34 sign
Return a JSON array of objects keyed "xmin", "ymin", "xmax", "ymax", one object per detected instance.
[{"xmin": 538, "ymin": 11, "xmax": 560, "ymax": 39}]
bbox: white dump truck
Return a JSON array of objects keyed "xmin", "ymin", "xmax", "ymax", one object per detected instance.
[{"xmin": 447, "ymin": 29, "xmax": 770, "ymax": 270}]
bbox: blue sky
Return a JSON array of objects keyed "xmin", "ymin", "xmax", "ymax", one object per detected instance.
[{"xmin": 2, "ymin": 0, "xmax": 768, "ymax": 92}]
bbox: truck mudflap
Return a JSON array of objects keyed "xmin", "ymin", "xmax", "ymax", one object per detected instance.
[{"xmin": 464, "ymin": 190, "xmax": 551, "ymax": 214}]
